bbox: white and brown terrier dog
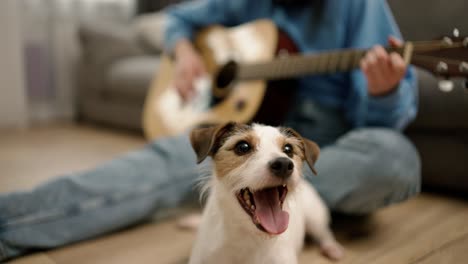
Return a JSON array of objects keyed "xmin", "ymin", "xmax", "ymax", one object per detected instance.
[{"xmin": 188, "ymin": 122, "xmax": 343, "ymax": 264}]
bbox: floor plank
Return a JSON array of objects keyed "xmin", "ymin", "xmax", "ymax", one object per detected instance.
[
  {"xmin": 7, "ymin": 254, "xmax": 56, "ymax": 264},
  {"xmin": 47, "ymin": 219, "xmax": 194, "ymax": 264},
  {"xmin": 414, "ymin": 234, "xmax": 468, "ymax": 264},
  {"xmin": 0, "ymin": 123, "xmax": 144, "ymax": 193},
  {"xmin": 299, "ymin": 195, "xmax": 468, "ymax": 264}
]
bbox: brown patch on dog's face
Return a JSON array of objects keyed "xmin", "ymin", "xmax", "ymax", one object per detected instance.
[
  {"xmin": 190, "ymin": 122, "xmax": 249, "ymax": 164},
  {"xmin": 276, "ymin": 135, "xmax": 305, "ymax": 169},
  {"xmin": 279, "ymin": 127, "xmax": 320, "ymax": 175},
  {"xmin": 213, "ymin": 127, "xmax": 259, "ymax": 178}
]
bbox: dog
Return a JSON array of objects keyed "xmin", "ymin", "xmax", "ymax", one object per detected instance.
[{"xmin": 188, "ymin": 122, "xmax": 343, "ymax": 264}]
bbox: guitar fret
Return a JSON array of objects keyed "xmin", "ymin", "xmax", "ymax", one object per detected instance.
[
  {"xmin": 307, "ymin": 55, "xmax": 318, "ymax": 75},
  {"xmin": 353, "ymin": 50, "xmax": 366, "ymax": 68},
  {"xmin": 323, "ymin": 53, "xmax": 331, "ymax": 73},
  {"xmin": 293, "ymin": 57, "xmax": 306, "ymax": 75},
  {"xmin": 268, "ymin": 63, "xmax": 281, "ymax": 79},
  {"xmin": 270, "ymin": 62, "xmax": 282, "ymax": 78},
  {"xmin": 280, "ymin": 57, "xmax": 301, "ymax": 78},
  {"xmin": 346, "ymin": 51, "xmax": 354, "ymax": 69},
  {"xmin": 316, "ymin": 53, "xmax": 326, "ymax": 74},
  {"xmin": 303, "ymin": 55, "xmax": 317, "ymax": 74},
  {"xmin": 348, "ymin": 51, "xmax": 358, "ymax": 70},
  {"xmin": 297, "ymin": 63, "xmax": 307, "ymax": 76},
  {"xmin": 348, "ymin": 51, "xmax": 356, "ymax": 69},
  {"xmin": 338, "ymin": 51, "xmax": 350, "ymax": 72},
  {"xmin": 293, "ymin": 59, "xmax": 307, "ymax": 77},
  {"xmin": 328, "ymin": 52, "xmax": 339, "ymax": 73}
]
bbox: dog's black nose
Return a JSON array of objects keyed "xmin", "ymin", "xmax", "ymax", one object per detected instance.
[{"xmin": 269, "ymin": 157, "xmax": 294, "ymax": 179}]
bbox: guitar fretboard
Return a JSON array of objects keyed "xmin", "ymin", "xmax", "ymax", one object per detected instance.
[
  {"xmin": 236, "ymin": 47, "xmax": 400, "ymax": 80},
  {"xmin": 216, "ymin": 38, "xmax": 466, "ymax": 88}
]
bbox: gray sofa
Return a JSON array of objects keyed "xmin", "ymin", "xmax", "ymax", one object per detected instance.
[
  {"xmin": 77, "ymin": 0, "xmax": 183, "ymax": 129},
  {"xmin": 390, "ymin": 0, "xmax": 468, "ymax": 192},
  {"xmin": 76, "ymin": 0, "xmax": 468, "ymax": 191},
  {"xmin": 77, "ymin": 20, "xmax": 160, "ymax": 129}
]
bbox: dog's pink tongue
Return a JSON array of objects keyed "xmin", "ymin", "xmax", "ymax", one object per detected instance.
[{"xmin": 253, "ymin": 187, "xmax": 289, "ymax": 235}]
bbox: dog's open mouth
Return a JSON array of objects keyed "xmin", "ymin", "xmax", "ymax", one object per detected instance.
[{"xmin": 236, "ymin": 185, "xmax": 289, "ymax": 235}]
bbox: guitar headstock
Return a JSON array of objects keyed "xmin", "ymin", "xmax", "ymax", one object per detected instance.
[{"xmin": 408, "ymin": 30, "xmax": 468, "ymax": 91}]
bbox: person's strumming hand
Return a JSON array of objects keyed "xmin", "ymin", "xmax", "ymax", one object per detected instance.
[{"xmin": 174, "ymin": 39, "xmax": 207, "ymax": 101}]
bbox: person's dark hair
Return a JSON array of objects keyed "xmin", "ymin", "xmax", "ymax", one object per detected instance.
[
  {"xmin": 274, "ymin": 0, "xmax": 324, "ymax": 8},
  {"xmin": 274, "ymin": 0, "xmax": 325, "ymax": 19},
  {"xmin": 274, "ymin": 0, "xmax": 308, "ymax": 5}
]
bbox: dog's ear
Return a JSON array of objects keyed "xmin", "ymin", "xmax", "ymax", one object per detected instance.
[
  {"xmin": 190, "ymin": 122, "xmax": 236, "ymax": 164},
  {"xmin": 302, "ymin": 138, "xmax": 320, "ymax": 175},
  {"xmin": 282, "ymin": 127, "xmax": 320, "ymax": 175}
]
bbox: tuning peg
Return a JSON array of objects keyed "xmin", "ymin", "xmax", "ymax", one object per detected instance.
[
  {"xmin": 435, "ymin": 61, "xmax": 452, "ymax": 92},
  {"xmin": 442, "ymin": 36, "xmax": 453, "ymax": 47},
  {"xmin": 460, "ymin": 62, "xmax": 468, "ymax": 73},
  {"xmin": 436, "ymin": 61, "xmax": 449, "ymax": 74},
  {"xmin": 453, "ymin": 28, "xmax": 460, "ymax": 38},
  {"xmin": 438, "ymin": 79, "xmax": 454, "ymax": 92}
]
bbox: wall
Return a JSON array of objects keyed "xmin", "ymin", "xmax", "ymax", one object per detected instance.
[
  {"xmin": 0, "ymin": 0, "xmax": 28, "ymax": 129},
  {"xmin": 21, "ymin": 0, "xmax": 135, "ymax": 122},
  {"xmin": 0, "ymin": 0, "xmax": 136, "ymax": 128}
]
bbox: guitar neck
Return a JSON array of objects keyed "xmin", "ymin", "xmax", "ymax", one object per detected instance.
[
  {"xmin": 215, "ymin": 38, "xmax": 466, "ymax": 89},
  {"xmin": 236, "ymin": 47, "xmax": 402, "ymax": 80}
]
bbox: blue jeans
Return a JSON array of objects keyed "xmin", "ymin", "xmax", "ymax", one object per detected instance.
[{"xmin": 0, "ymin": 100, "xmax": 421, "ymax": 261}]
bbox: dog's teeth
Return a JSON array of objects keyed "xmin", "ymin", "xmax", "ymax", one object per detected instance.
[
  {"xmin": 251, "ymin": 205, "xmax": 255, "ymax": 210},
  {"xmin": 246, "ymin": 199, "xmax": 251, "ymax": 206},
  {"xmin": 254, "ymin": 216, "xmax": 260, "ymax": 224},
  {"xmin": 282, "ymin": 184, "xmax": 286, "ymax": 187},
  {"xmin": 243, "ymin": 192, "xmax": 249, "ymax": 201}
]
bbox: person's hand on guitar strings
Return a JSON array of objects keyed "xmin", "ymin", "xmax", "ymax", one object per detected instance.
[
  {"xmin": 174, "ymin": 39, "xmax": 207, "ymax": 102},
  {"xmin": 361, "ymin": 36, "xmax": 407, "ymax": 97}
]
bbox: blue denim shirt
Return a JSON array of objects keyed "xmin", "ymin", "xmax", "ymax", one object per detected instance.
[{"xmin": 164, "ymin": 0, "xmax": 418, "ymax": 129}]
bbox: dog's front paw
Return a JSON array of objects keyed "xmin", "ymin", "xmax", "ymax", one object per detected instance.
[{"xmin": 320, "ymin": 240, "xmax": 344, "ymax": 261}]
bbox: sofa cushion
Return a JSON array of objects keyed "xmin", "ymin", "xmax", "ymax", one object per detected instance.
[
  {"xmin": 408, "ymin": 68, "xmax": 468, "ymax": 131},
  {"xmin": 80, "ymin": 98, "xmax": 144, "ymax": 130},
  {"xmin": 105, "ymin": 56, "xmax": 161, "ymax": 100},
  {"xmin": 408, "ymin": 132, "xmax": 468, "ymax": 192}
]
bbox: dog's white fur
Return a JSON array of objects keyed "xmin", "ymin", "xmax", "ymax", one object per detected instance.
[{"xmin": 189, "ymin": 124, "xmax": 343, "ymax": 264}]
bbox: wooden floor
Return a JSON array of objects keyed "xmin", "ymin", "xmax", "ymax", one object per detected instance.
[{"xmin": 1, "ymin": 123, "xmax": 467, "ymax": 264}]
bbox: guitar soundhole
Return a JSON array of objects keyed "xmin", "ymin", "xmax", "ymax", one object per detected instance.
[
  {"xmin": 216, "ymin": 61, "xmax": 238, "ymax": 88},
  {"xmin": 235, "ymin": 100, "xmax": 246, "ymax": 112}
]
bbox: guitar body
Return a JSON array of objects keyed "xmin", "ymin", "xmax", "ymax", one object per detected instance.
[{"xmin": 143, "ymin": 20, "xmax": 279, "ymax": 140}]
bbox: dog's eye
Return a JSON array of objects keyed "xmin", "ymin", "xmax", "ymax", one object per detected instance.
[
  {"xmin": 234, "ymin": 141, "xmax": 251, "ymax": 155},
  {"xmin": 283, "ymin": 144, "xmax": 293, "ymax": 157}
]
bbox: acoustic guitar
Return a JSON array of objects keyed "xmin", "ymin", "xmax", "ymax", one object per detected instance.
[{"xmin": 143, "ymin": 19, "xmax": 468, "ymax": 140}]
